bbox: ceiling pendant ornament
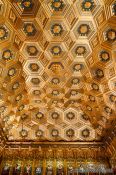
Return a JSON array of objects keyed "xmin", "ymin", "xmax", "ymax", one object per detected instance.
[
  {"xmin": 52, "ymin": 100, "xmax": 58, "ymax": 105},
  {"xmin": 81, "ymin": 128, "xmax": 90, "ymax": 138},
  {"xmin": 112, "ymin": 3, "xmax": 116, "ymax": 15},
  {"xmin": 23, "ymin": 23, "xmax": 36, "ymax": 36},
  {"xmin": 71, "ymin": 78, "xmax": 80, "ymax": 85},
  {"xmin": 35, "ymin": 100, "xmax": 42, "ymax": 104},
  {"xmin": 95, "ymin": 69, "xmax": 104, "ymax": 78},
  {"xmin": 49, "ymin": 62, "xmax": 64, "ymax": 73},
  {"xmin": 105, "ymin": 29, "xmax": 116, "ymax": 42},
  {"xmin": 81, "ymin": 114, "xmax": 89, "ymax": 121},
  {"xmin": 82, "ymin": 0, "xmax": 94, "ymax": 11},
  {"xmin": 70, "ymin": 90, "xmax": 78, "ymax": 96},
  {"xmin": 31, "ymin": 78, "xmax": 40, "ymax": 85},
  {"xmin": 20, "ymin": 0, "xmax": 33, "ymax": 10},
  {"xmin": 99, "ymin": 51, "xmax": 110, "ymax": 62},
  {"xmin": 36, "ymin": 112, "xmax": 44, "ymax": 119},
  {"xmin": 12, "ymin": 82, "xmax": 20, "ymax": 90},
  {"xmin": 0, "ymin": 93, "xmax": 3, "ymax": 100},
  {"xmin": 51, "ymin": 112, "xmax": 59, "ymax": 119},
  {"xmin": 0, "ymin": 26, "xmax": 8, "ymax": 40},
  {"xmin": 75, "ymin": 46, "xmax": 86, "ymax": 56},
  {"xmin": 51, "ymin": 0, "xmax": 64, "ymax": 11},
  {"xmin": 109, "ymin": 94, "xmax": 116, "ymax": 103},
  {"xmin": 51, "ymin": 77, "xmax": 60, "ymax": 84},
  {"xmin": 51, "ymin": 24, "xmax": 63, "ymax": 36},
  {"xmin": 52, "ymin": 90, "xmax": 59, "ymax": 96},
  {"xmin": 70, "ymin": 100, "xmax": 76, "ymax": 104},
  {"xmin": 66, "ymin": 112, "xmax": 75, "ymax": 120},
  {"xmin": 0, "ymin": 106, "xmax": 6, "ymax": 113},
  {"xmin": 15, "ymin": 94, "xmax": 22, "ymax": 102},
  {"xmin": 89, "ymin": 95, "xmax": 95, "ymax": 102},
  {"xmin": 78, "ymin": 24, "xmax": 90, "ymax": 36},
  {"xmin": 51, "ymin": 129, "xmax": 59, "ymax": 137},
  {"xmin": 35, "ymin": 129, "xmax": 43, "ymax": 137},
  {"xmin": 86, "ymin": 105, "xmax": 92, "ymax": 111},
  {"xmin": 73, "ymin": 64, "xmax": 83, "ymax": 71},
  {"xmin": 21, "ymin": 114, "xmax": 28, "ymax": 120},
  {"xmin": 66, "ymin": 129, "xmax": 75, "ymax": 137},
  {"xmin": 29, "ymin": 63, "xmax": 40, "ymax": 72},
  {"xmin": 20, "ymin": 129, "xmax": 28, "ymax": 138},
  {"xmin": 101, "ymin": 116, "xmax": 107, "ymax": 123},
  {"xmin": 2, "ymin": 50, "xmax": 13, "ymax": 61},
  {"xmin": 104, "ymin": 106, "xmax": 112, "ymax": 114},
  {"xmin": 33, "ymin": 90, "xmax": 41, "ymax": 96},
  {"xmin": 18, "ymin": 104, "xmax": 25, "ymax": 112},
  {"xmin": 26, "ymin": 46, "xmax": 38, "ymax": 56},
  {"xmin": 8, "ymin": 68, "xmax": 16, "ymax": 77},
  {"xmin": 91, "ymin": 83, "xmax": 99, "ymax": 91},
  {"xmin": 51, "ymin": 46, "xmax": 62, "ymax": 55},
  {"xmin": 3, "ymin": 116, "xmax": 9, "ymax": 122}
]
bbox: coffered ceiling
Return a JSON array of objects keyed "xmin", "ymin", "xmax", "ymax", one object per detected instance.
[{"xmin": 0, "ymin": 0, "xmax": 115, "ymax": 143}]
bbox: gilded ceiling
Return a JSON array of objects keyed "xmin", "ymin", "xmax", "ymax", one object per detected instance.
[{"xmin": 0, "ymin": 0, "xmax": 115, "ymax": 143}]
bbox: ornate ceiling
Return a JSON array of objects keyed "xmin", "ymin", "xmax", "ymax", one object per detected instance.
[{"xmin": 0, "ymin": 0, "xmax": 115, "ymax": 143}]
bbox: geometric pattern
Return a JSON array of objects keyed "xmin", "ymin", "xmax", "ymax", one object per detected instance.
[{"xmin": 0, "ymin": 0, "xmax": 115, "ymax": 143}]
